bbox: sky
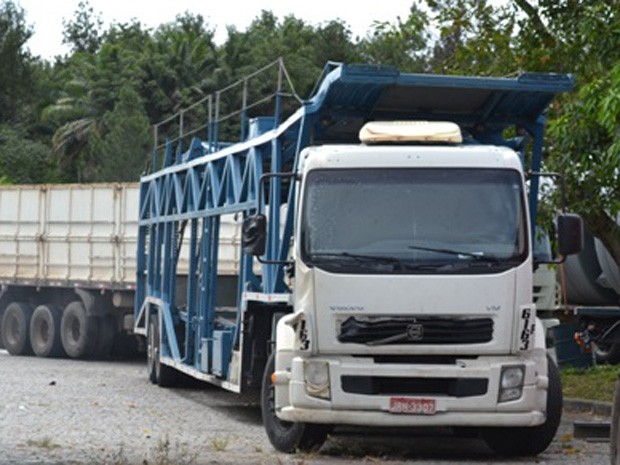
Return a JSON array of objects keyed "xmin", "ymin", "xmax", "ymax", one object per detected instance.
[{"xmin": 15, "ymin": 0, "xmax": 414, "ymax": 59}]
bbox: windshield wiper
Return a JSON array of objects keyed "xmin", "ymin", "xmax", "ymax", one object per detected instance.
[
  {"xmin": 408, "ymin": 244, "xmax": 502, "ymax": 262},
  {"xmin": 310, "ymin": 252, "xmax": 408, "ymax": 271}
]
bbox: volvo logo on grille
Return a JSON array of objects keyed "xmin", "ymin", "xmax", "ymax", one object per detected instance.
[{"xmin": 406, "ymin": 323, "xmax": 424, "ymax": 341}]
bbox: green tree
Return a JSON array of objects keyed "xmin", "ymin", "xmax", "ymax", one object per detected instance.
[
  {"xmin": 222, "ymin": 11, "xmax": 361, "ymax": 99},
  {"xmin": 511, "ymin": 1, "xmax": 620, "ymax": 264},
  {"xmin": 0, "ymin": 1, "xmax": 35, "ymax": 124},
  {"xmin": 425, "ymin": 0, "xmax": 517, "ymax": 75},
  {"xmin": 0, "ymin": 126, "xmax": 54, "ymax": 183},
  {"xmin": 359, "ymin": 3, "xmax": 430, "ymax": 72},
  {"xmin": 89, "ymin": 86, "xmax": 150, "ymax": 181},
  {"xmin": 62, "ymin": 0, "xmax": 103, "ymax": 54},
  {"xmin": 142, "ymin": 12, "xmax": 219, "ymax": 122}
]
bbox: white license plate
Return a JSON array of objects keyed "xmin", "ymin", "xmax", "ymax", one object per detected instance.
[{"xmin": 389, "ymin": 397, "xmax": 436, "ymax": 415}]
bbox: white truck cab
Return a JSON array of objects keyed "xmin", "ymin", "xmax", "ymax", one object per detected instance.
[{"xmin": 266, "ymin": 122, "xmax": 560, "ymax": 456}]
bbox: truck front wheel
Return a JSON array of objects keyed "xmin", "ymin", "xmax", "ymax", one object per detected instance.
[
  {"xmin": 481, "ymin": 355, "xmax": 562, "ymax": 456},
  {"xmin": 147, "ymin": 315, "xmax": 178, "ymax": 387},
  {"xmin": 1, "ymin": 302, "xmax": 34, "ymax": 355},
  {"xmin": 261, "ymin": 353, "xmax": 330, "ymax": 453}
]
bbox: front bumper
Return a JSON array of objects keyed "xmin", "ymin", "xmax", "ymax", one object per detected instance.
[{"xmin": 275, "ymin": 352, "xmax": 549, "ymax": 427}]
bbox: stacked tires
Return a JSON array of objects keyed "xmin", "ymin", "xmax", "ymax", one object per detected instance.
[{"xmin": 0, "ymin": 300, "xmax": 116, "ymax": 359}]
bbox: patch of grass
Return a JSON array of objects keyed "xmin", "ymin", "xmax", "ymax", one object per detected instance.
[
  {"xmin": 560, "ymin": 364, "xmax": 618, "ymax": 403},
  {"xmin": 147, "ymin": 436, "xmax": 198, "ymax": 465},
  {"xmin": 208, "ymin": 436, "xmax": 229, "ymax": 452},
  {"xmin": 26, "ymin": 437, "xmax": 61, "ymax": 450}
]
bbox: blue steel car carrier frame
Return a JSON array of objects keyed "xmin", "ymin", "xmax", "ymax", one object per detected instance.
[{"xmin": 133, "ymin": 59, "xmax": 573, "ymax": 391}]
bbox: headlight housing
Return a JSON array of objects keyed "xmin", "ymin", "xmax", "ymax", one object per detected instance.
[
  {"xmin": 304, "ymin": 361, "xmax": 330, "ymax": 399},
  {"xmin": 499, "ymin": 365, "xmax": 525, "ymax": 402}
]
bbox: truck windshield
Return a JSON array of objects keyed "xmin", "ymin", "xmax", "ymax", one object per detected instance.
[{"xmin": 300, "ymin": 168, "xmax": 528, "ymax": 274}]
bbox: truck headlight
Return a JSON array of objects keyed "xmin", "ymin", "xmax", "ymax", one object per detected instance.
[
  {"xmin": 499, "ymin": 365, "xmax": 525, "ymax": 402},
  {"xmin": 304, "ymin": 361, "xmax": 330, "ymax": 399}
]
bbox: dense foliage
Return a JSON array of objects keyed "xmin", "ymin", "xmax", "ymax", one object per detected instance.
[{"xmin": 0, "ymin": 0, "xmax": 618, "ymax": 264}]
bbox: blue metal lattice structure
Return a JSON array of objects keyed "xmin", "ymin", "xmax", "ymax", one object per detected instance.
[{"xmin": 134, "ymin": 61, "xmax": 573, "ymax": 390}]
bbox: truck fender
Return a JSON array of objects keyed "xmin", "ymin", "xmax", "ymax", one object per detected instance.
[
  {"xmin": 74, "ymin": 288, "xmax": 108, "ymax": 317},
  {"xmin": 276, "ymin": 310, "xmax": 314, "ymax": 353},
  {"xmin": 534, "ymin": 317, "xmax": 547, "ymax": 351},
  {"xmin": 275, "ymin": 313, "xmax": 297, "ymax": 352}
]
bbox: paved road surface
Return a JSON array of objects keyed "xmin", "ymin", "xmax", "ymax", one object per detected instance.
[{"xmin": 0, "ymin": 350, "xmax": 610, "ymax": 464}]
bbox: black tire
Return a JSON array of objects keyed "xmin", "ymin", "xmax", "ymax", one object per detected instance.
[
  {"xmin": 594, "ymin": 342, "xmax": 620, "ymax": 365},
  {"xmin": 482, "ymin": 355, "xmax": 562, "ymax": 457},
  {"xmin": 91, "ymin": 315, "xmax": 116, "ymax": 360},
  {"xmin": 29, "ymin": 304, "xmax": 65, "ymax": 358},
  {"xmin": 1, "ymin": 302, "xmax": 34, "ymax": 355},
  {"xmin": 611, "ymin": 374, "xmax": 620, "ymax": 465},
  {"xmin": 146, "ymin": 318, "xmax": 158, "ymax": 384},
  {"xmin": 60, "ymin": 301, "xmax": 98, "ymax": 359},
  {"xmin": 261, "ymin": 353, "xmax": 329, "ymax": 453},
  {"xmin": 148, "ymin": 315, "xmax": 178, "ymax": 387}
]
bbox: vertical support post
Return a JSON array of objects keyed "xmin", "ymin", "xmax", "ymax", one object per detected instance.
[
  {"xmin": 214, "ymin": 91, "xmax": 221, "ymax": 151},
  {"xmin": 152, "ymin": 125, "xmax": 159, "ymax": 172},
  {"xmin": 274, "ymin": 58, "xmax": 284, "ymax": 128},
  {"xmin": 162, "ymin": 220, "xmax": 173, "ymax": 305},
  {"xmin": 207, "ymin": 95, "xmax": 213, "ymax": 152},
  {"xmin": 264, "ymin": 138, "xmax": 283, "ymax": 294},
  {"xmin": 135, "ymin": 184, "xmax": 149, "ymax": 314},
  {"xmin": 206, "ymin": 216, "xmax": 220, "ymax": 340},
  {"xmin": 241, "ymin": 78, "xmax": 248, "ymax": 141},
  {"xmin": 176, "ymin": 111, "xmax": 185, "ymax": 164},
  {"xmin": 528, "ymin": 117, "xmax": 546, "ymax": 240},
  {"xmin": 197, "ymin": 216, "xmax": 219, "ymax": 372},
  {"xmin": 185, "ymin": 218, "xmax": 198, "ymax": 364}
]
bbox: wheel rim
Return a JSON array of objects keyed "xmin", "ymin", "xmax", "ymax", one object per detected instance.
[
  {"xmin": 70, "ymin": 316, "xmax": 81, "ymax": 342},
  {"xmin": 33, "ymin": 317, "xmax": 50, "ymax": 347}
]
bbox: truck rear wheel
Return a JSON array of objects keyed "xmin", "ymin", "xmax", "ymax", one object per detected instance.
[
  {"xmin": 481, "ymin": 355, "xmax": 562, "ymax": 456},
  {"xmin": 1, "ymin": 302, "xmax": 34, "ymax": 355},
  {"xmin": 61, "ymin": 301, "xmax": 97, "ymax": 359},
  {"xmin": 30, "ymin": 304, "xmax": 65, "ymax": 358},
  {"xmin": 261, "ymin": 353, "xmax": 329, "ymax": 453}
]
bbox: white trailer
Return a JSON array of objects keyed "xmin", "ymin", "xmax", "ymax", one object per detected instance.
[{"xmin": 0, "ymin": 183, "xmax": 240, "ymax": 359}]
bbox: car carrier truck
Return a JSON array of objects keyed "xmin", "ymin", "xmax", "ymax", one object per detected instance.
[
  {"xmin": 134, "ymin": 60, "xmax": 583, "ymax": 456},
  {"xmin": 0, "ymin": 183, "xmax": 240, "ymax": 359}
]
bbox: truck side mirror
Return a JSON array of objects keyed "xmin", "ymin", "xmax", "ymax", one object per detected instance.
[
  {"xmin": 242, "ymin": 214, "xmax": 267, "ymax": 256},
  {"xmin": 557, "ymin": 213, "xmax": 583, "ymax": 256}
]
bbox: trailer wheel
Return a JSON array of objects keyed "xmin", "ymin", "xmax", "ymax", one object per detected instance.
[
  {"xmin": 261, "ymin": 353, "xmax": 329, "ymax": 453},
  {"xmin": 482, "ymin": 355, "xmax": 562, "ymax": 456},
  {"xmin": 1, "ymin": 302, "xmax": 34, "ymax": 355},
  {"xmin": 60, "ymin": 301, "xmax": 97, "ymax": 359},
  {"xmin": 146, "ymin": 318, "xmax": 158, "ymax": 384},
  {"xmin": 30, "ymin": 304, "xmax": 65, "ymax": 358},
  {"xmin": 148, "ymin": 315, "xmax": 178, "ymax": 387}
]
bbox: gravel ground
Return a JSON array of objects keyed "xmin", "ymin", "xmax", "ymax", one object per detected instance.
[{"xmin": 0, "ymin": 349, "xmax": 612, "ymax": 465}]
